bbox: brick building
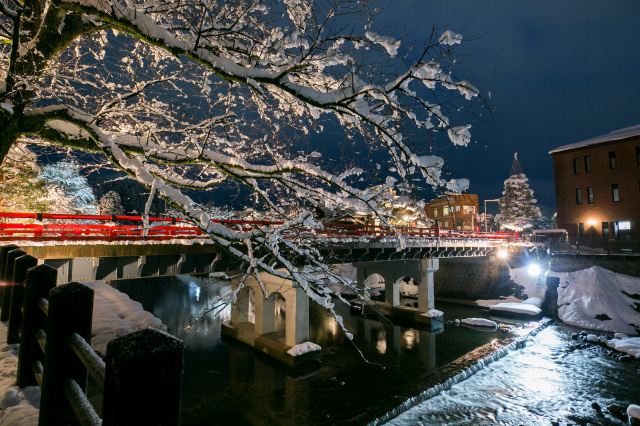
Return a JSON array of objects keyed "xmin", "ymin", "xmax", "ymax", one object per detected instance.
[
  {"xmin": 549, "ymin": 124, "xmax": 640, "ymax": 240},
  {"xmin": 425, "ymin": 193, "xmax": 479, "ymax": 231}
]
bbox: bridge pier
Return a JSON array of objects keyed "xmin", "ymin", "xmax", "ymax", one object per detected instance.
[
  {"xmin": 223, "ymin": 272, "xmax": 320, "ymax": 367},
  {"xmin": 353, "ymin": 259, "xmax": 443, "ymax": 330}
]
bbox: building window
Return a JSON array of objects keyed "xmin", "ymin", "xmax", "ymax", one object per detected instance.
[
  {"xmin": 443, "ymin": 206, "xmax": 449, "ymax": 216},
  {"xmin": 587, "ymin": 187, "xmax": 594, "ymax": 204},
  {"xmin": 455, "ymin": 205, "xmax": 460, "ymax": 212},
  {"xmin": 584, "ymin": 156, "xmax": 591, "ymax": 173},
  {"xmin": 609, "ymin": 151, "xmax": 616, "ymax": 169},
  {"xmin": 432, "ymin": 207, "xmax": 438, "ymax": 217},
  {"xmin": 602, "ymin": 222, "xmax": 609, "ymax": 239},
  {"xmin": 441, "ymin": 220, "xmax": 448, "ymax": 228},
  {"xmin": 463, "ymin": 205, "xmax": 475, "ymax": 215},
  {"xmin": 578, "ymin": 223, "xmax": 585, "ymax": 238},
  {"xmin": 576, "ymin": 188, "xmax": 582, "ymax": 205},
  {"xmin": 612, "ymin": 184, "xmax": 619, "ymax": 202},
  {"xmin": 573, "ymin": 157, "xmax": 580, "ymax": 174}
]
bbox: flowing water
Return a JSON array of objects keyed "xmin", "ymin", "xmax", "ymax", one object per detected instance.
[{"xmin": 110, "ymin": 276, "xmax": 639, "ymax": 425}]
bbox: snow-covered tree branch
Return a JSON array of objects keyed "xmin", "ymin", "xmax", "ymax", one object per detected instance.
[{"xmin": 0, "ymin": 0, "xmax": 486, "ymax": 337}]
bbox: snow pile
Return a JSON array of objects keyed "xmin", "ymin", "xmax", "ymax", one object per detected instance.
[
  {"xmin": 490, "ymin": 297, "xmax": 543, "ymax": 316},
  {"xmin": 628, "ymin": 404, "xmax": 640, "ymax": 420},
  {"xmin": 421, "ymin": 309, "xmax": 444, "ymax": 318},
  {"xmin": 399, "ymin": 278, "xmax": 417, "ymax": 297},
  {"xmin": 85, "ymin": 281, "xmax": 168, "ymax": 356},
  {"xmin": 477, "ymin": 264, "xmax": 546, "ymax": 308},
  {"xmin": 461, "ymin": 318, "xmax": 497, "ymax": 328},
  {"xmin": 0, "ymin": 324, "xmax": 39, "ymax": 425},
  {"xmin": 286, "ymin": 342, "xmax": 321, "ymax": 357},
  {"xmin": 606, "ymin": 336, "xmax": 640, "ymax": 359},
  {"xmin": 550, "ymin": 266, "xmax": 640, "ymax": 335},
  {"xmin": 364, "ymin": 273, "xmax": 385, "ymax": 297}
]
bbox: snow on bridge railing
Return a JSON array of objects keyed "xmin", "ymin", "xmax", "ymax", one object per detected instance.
[{"xmin": 0, "ymin": 212, "xmax": 518, "ymax": 243}]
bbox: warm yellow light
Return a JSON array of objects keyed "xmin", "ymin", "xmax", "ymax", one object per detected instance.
[{"xmin": 587, "ymin": 219, "xmax": 597, "ymax": 226}]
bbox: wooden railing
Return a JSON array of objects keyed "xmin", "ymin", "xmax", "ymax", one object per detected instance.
[
  {"xmin": 0, "ymin": 212, "xmax": 518, "ymax": 243},
  {"xmin": 0, "ymin": 246, "xmax": 184, "ymax": 425}
]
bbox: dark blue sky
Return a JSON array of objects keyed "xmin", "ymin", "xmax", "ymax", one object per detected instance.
[{"xmin": 383, "ymin": 0, "xmax": 640, "ymax": 213}]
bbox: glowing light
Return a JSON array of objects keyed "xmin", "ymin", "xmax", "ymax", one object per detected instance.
[
  {"xmin": 619, "ymin": 221, "xmax": 631, "ymax": 230},
  {"xmin": 498, "ymin": 250, "xmax": 508, "ymax": 259},
  {"xmin": 587, "ymin": 218, "xmax": 597, "ymax": 226},
  {"xmin": 528, "ymin": 264, "xmax": 541, "ymax": 276}
]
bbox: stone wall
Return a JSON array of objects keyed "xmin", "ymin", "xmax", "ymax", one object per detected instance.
[
  {"xmin": 550, "ymin": 253, "xmax": 640, "ymax": 277},
  {"xmin": 433, "ymin": 256, "xmax": 527, "ymax": 301}
]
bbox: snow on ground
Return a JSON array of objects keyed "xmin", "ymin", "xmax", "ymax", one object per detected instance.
[
  {"xmin": 0, "ymin": 323, "xmax": 39, "ymax": 425},
  {"xmin": 549, "ymin": 266, "xmax": 640, "ymax": 336},
  {"xmin": 0, "ymin": 281, "xmax": 167, "ymax": 424},
  {"xmin": 489, "ymin": 301, "xmax": 542, "ymax": 316},
  {"xmin": 606, "ymin": 336, "xmax": 640, "ymax": 359},
  {"xmin": 478, "ymin": 264, "xmax": 547, "ymax": 313}
]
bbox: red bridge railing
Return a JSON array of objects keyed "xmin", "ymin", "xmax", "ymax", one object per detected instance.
[{"xmin": 0, "ymin": 212, "xmax": 517, "ymax": 243}]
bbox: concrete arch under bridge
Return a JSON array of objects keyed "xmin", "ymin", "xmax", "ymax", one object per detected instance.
[
  {"xmin": 222, "ymin": 272, "xmax": 320, "ymax": 367},
  {"xmin": 353, "ymin": 259, "xmax": 443, "ymax": 330}
]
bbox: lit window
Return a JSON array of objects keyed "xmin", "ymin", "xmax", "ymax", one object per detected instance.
[
  {"xmin": 573, "ymin": 157, "xmax": 580, "ymax": 174},
  {"xmin": 584, "ymin": 156, "xmax": 591, "ymax": 173},
  {"xmin": 576, "ymin": 188, "xmax": 582, "ymax": 205},
  {"xmin": 443, "ymin": 206, "xmax": 449, "ymax": 216},
  {"xmin": 587, "ymin": 187, "xmax": 594, "ymax": 204},
  {"xmin": 455, "ymin": 205, "xmax": 460, "ymax": 212},
  {"xmin": 619, "ymin": 221, "xmax": 631, "ymax": 230},
  {"xmin": 463, "ymin": 205, "xmax": 475, "ymax": 214},
  {"xmin": 609, "ymin": 151, "xmax": 616, "ymax": 169},
  {"xmin": 612, "ymin": 184, "xmax": 619, "ymax": 202},
  {"xmin": 432, "ymin": 207, "xmax": 438, "ymax": 217}
]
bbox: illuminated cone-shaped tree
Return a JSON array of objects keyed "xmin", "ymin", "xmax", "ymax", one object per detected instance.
[{"xmin": 496, "ymin": 153, "xmax": 541, "ymax": 231}]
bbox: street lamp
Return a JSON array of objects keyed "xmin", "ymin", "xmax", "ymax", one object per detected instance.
[{"xmin": 484, "ymin": 199, "xmax": 501, "ymax": 232}]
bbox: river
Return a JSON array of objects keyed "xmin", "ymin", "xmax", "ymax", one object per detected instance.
[{"xmin": 110, "ymin": 275, "xmax": 639, "ymax": 425}]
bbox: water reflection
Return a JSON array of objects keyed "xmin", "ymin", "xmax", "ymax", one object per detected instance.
[{"xmin": 110, "ymin": 275, "xmax": 529, "ymax": 424}]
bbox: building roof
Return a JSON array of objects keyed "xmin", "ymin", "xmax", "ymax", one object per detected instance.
[{"xmin": 549, "ymin": 124, "xmax": 640, "ymax": 155}]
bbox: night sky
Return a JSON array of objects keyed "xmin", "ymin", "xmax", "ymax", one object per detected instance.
[{"xmin": 384, "ymin": 0, "xmax": 640, "ymax": 214}]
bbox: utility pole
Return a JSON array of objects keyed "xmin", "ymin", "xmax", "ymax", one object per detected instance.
[{"xmin": 484, "ymin": 199, "xmax": 500, "ymax": 232}]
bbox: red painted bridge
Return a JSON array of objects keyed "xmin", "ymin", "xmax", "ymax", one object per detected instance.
[{"xmin": 0, "ymin": 212, "xmax": 517, "ymax": 244}]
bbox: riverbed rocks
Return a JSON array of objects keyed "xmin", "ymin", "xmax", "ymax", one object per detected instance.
[{"xmin": 606, "ymin": 403, "xmax": 626, "ymax": 419}]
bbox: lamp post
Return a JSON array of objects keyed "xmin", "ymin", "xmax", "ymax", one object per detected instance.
[{"xmin": 484, "ymin": 199, "xmax": 501, "ymax": 232}]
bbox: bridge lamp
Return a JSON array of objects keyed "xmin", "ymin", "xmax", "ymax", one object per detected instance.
[
  {"xmin": 528, "ymin": 264, "xmax": 541, "ymax": 277},
  {"xmin": 498, "ymin": 250, "xmax": 508, "ymax": 259}
]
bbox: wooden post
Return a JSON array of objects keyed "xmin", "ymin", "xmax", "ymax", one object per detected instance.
[
  {"xmin": 102, "ymin": 328, "xmax": 184, "ymax": 426},
  {"xmin": 0, "ymin": 244, "xmax": 19, "ymax": 315},
  {"xmin": 7, "ymin": 254, "xmax": 38, "ymax": 344},
  {"xmin": 39, "ymin": 282, "xmax": 94, "ymax": 426},
  {"xmin": 1, "ymin": 248, "xmax": 25, "ymax": 322},
  {"xmin": 17, "ymin": 264, "xmax": 57, "ymax": 387}
]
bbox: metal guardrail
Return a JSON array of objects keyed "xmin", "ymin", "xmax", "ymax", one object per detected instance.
[{"xmin": 0, "ymin": 212, "xmax": 518, "ymax": 243}]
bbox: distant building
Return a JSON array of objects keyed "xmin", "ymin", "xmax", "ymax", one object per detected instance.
[
  {"xmin": 425, "ymin": 193, "xmax": 479, "ymax": 231},
  {"xmin": 549, "ymin": 124, "xmax": 640, "ymax": 240}
]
